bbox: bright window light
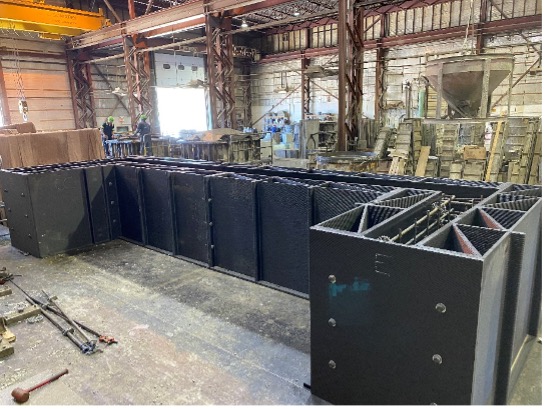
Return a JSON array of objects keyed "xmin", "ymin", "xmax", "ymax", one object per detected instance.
[{"xmin": 156, "ymin": 87, "xmax": 208, "ymax": 135}]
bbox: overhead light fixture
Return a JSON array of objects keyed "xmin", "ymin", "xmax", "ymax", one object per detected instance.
[{"xmin": 241, "ymin": 19, "xmax": 248, "ymax": 28}]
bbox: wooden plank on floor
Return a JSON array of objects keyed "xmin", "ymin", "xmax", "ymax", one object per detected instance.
[{"xmin": 415, "ymin": 146, "xmax": 431, "ymax": 177}]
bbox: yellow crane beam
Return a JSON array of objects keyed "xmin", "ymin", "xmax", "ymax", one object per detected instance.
[{"xmin": 0, "ymin": 0, "xmax": 110, "ymax": 38}]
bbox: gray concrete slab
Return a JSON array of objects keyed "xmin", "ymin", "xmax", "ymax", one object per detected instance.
[{"xmin": 0, "ymin": 226, "xmax": 540, "ymax": 405}]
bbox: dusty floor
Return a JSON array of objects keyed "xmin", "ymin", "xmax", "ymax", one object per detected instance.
[{"xmin": 0, "ymin": 226, "xmax": 541, "ymax": 405}]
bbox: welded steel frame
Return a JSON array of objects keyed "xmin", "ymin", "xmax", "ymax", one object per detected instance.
[
  {"xmin": 67, "ymin": 53, "xmax": 97, "ymax": 129},
  {"xmin": 205, "ymin": 11, "xmax": 237, "ymax": 129},
  {"xmin": 338, "ymin": 0, "xmax": 364, "ymax": 152},
  {"xmin": 301, "ymin": 57, "xmax": 311, "ymax": 121},
  {"xmin": 122, "ymin": 36, "xmax": 153, "ymax": 128}
]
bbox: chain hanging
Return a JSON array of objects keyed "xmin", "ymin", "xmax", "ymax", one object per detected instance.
[
  {"xmin": 10, "ymin": 33, "xmax": 28, "ymax": 122},
  {"xmin": 0, "ymin": 26, "xmax": 29, "ymax": 122}
]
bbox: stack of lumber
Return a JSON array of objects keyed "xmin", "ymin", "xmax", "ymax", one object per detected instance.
[
  {"xmin": 0, "ymin": 128, "xmax": 104, "ymax": 169},
  {"xmin": 0, "ymin": 122, "xmax": 37, "ymax": 134}
]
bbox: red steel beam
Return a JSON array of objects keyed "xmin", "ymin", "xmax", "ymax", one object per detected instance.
[{"xmin": 67, "ymin": 0, "xmax": 299, "ymax": 51}]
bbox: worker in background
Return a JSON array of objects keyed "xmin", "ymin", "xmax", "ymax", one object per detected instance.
[
  {"xmin": 101, "ymin": 116, "xmax": 115, "ymax": 156},
  {"xmin": 134, "ymin": 114, "xmax": 152, "ymax": 156}
]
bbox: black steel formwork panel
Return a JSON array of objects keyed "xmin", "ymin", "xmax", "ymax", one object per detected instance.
[
  {"xmin": 140, "ymin": 167, "xmax": 175, "ymax": 253},
  {"xmin": 310, "ymin": 215, "xmax": 518, "ymax": 405},
  {"xmin": 483, "ymin": 192, "xmax": 542, "ymax": 403},
  {"xmin": 171, "ymin": 171, "xmax": 212, "ymax": 264},
  {"xmin": 0, "ymin": 170, "xmax": 40, "ymax": 256},
  {"xmin": 207, "ymin": 174, "xmax": 260, "ymax": 278},
  {"xmin": 258, "ymin": 178, "xmax": 313, "ymax": 294},
  {"xmin": 115, "ymin": 165, "xmax": 145, "ymax": 244},
  {"xmin": 85, "ymin": 166, "xmax": 111, "ymax": 244},
  {"xmin": 15, "ymin": 168, "xmax": 94, "ymax": 257},
  {"xmin": 28, "ymin": 168, "xmax": 94, "ymax": 257},
  {"xmin": 312, "ymin": 182, "xmax": 387, "ymax": 224},
  {"xmin": 101, "ymin": 164, "xmax": 121, "ymax": 240}
]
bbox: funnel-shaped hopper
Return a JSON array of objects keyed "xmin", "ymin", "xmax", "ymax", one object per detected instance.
[{"xmin": 425, "ymin": 54, "xmax": 513, "ymax": 117}]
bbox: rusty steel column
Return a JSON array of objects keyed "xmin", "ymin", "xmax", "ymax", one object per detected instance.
[
  {"xmin": 123, "ymin": 36, "xmax": 153, "ymax": 129},
  {"xmin": 301, "ymin": 57, "xmax": 311, "ymax": 122},
  {"xmin": 475, "ymin": 0, "xmax": 489, "ymax": 54},
  {"xmin": 67, "ymin": 51, "xmax": 96, "ymax": 129},
  {"xmin": 374, "ymin": 14, "xmax": 386, "ymax": 123},
  {"xmin": 205, "ymin": 10, "xmax": 237, "ymax": 129},
  {"xmin": 338, "ymin": 0, "xmax": 364, "ymax": 151}
]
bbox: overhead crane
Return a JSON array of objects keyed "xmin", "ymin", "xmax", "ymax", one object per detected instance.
[{"xmin": 0, "ymin": 0, "xmax": 110, "ymax": 39}]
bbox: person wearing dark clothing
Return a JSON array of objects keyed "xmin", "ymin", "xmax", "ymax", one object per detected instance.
[
  {"xmin": 101, "ymin": 116, "xmax": 115, "ymax": 156},
  {"xmin": 134, "ymin": 114, "xmax": 152, "ymax": 155},
  {"xmin": 101, "ymin": 116, "xmax": 115, "ymax": 140}
]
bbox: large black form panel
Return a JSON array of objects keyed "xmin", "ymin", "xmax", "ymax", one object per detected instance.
[
  {"xmin": 115, "ymin": 165, "xmax": 144, "ymax": 244},
  {"xmin": 0, "ymin": 157, "xmax": 541, "ymax": 405},
  {"xmin": 207, "ymin": 174, "xmax": 260, "ymax": 278},
  {"xmin": 171, "ymin": 171, "xmax": 211, "ymax": 264},
  {"xmin": 310, "ymin": 184, "xmax": 541, "ymax": 405},
  {"xmin": 258, "ymin": 178, "xmax": 313, "ymax": 294},
  {"xmin": 140, "ymin": 167, "xmax": 175, "ymax": 253}
]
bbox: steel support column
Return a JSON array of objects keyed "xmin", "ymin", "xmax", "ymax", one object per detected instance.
[
  {"xmin": 67, "ymin": 52, "xmax": 96, "ymax": 129},
  {"xmin": 374, "ymin": 14, "xmax": 386, "ymax": 123},
  {"xmin": 241, "ymin": 62, "xmax": 252, "ymax": 128},
  {"xmin": 301, "ymin": 57, "xmax": 311, "ymax": 121},
  {"xmin": 338, "ymin": 0, "xmax": 364, "ymax": 151},
  {"xmin": 122, "ymin": 36, "xmax": 153, "ymax": 128},
  {"xmin": 475, "ymin": 0, "xmax": 489, "ymax": 54},
  {"xmin": 205, "ymin": 11, "xmax": 237, "ymax": 129}
]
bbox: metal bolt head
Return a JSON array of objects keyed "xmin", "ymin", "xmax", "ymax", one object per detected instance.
[
  {"xmin": 432, "ymin": 354, "xmax": 443, "ymax": 365},
  {"xmin": 435, "ymin": 303, "xmax": 446, "ymax": 313},
  {"xmin": 328, "ymin": 360, "xmax": 336, "ymax": 369},
  {"xmin": 328, "ymin": 275, "xmax": 336, "ymax": 283},
  {"xmin": 328, "ymin": 318, "xmax": 337, "ymax": 327}
]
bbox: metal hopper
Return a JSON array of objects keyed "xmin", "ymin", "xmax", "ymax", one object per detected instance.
[{"xmin": 425, "ymin": 54, "xmax": 514, "ymax": 118}]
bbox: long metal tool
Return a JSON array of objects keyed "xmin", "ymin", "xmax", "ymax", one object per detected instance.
[
  {"xmin": 42, "ymin": 289, "xmax": 93, "ymax": 344},
  {"xmin": 25, "ymin": 294, "xmax": 117, "ymax": 345},
  {"xmin": 25, "ymin": 297, "xmax": 95, "ymax": 354}
]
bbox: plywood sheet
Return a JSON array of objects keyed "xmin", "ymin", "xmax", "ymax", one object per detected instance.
[
  {"xmin": 463, "ymin": 146, "xmax": 487, "ymax": 160},
  {"xmin": 415, "ymin": 146, "xmax": 431, "ymax": 177},
  {"xmin": 33, "ymin": 131, "xmax": 69, "ymax": 165}
]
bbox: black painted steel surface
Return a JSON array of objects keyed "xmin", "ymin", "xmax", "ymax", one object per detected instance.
[
  {"xmin": 171, "ymin": 171, "xmax": 211, "ymax": 264},
  {"xmin": 258, "ymin": 178, "xmax": 313, "ymax": 294},
  {"xmin": 0, "ymin": 157, "xmax": 541, "ymax": 405}
]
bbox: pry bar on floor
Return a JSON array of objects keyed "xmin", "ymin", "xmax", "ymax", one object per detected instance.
[{"xmin": 25, "ymin": 297, "xmax": 98, "ymax": 355}]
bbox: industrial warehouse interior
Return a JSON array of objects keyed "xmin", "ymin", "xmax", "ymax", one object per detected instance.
[{"xmin": 0, "ymin": 0, "xmax": 542, "ymax": 405}]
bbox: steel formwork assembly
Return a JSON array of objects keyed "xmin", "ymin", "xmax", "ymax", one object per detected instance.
[{"xmin": 0, "ymin": 157, "xmax": 541, "ymax": 405}]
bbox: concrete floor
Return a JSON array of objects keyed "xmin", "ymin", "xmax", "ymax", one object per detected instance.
[{"xmin": 0, "ymin": 226, "xmax": 541, "ymax": 405}]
